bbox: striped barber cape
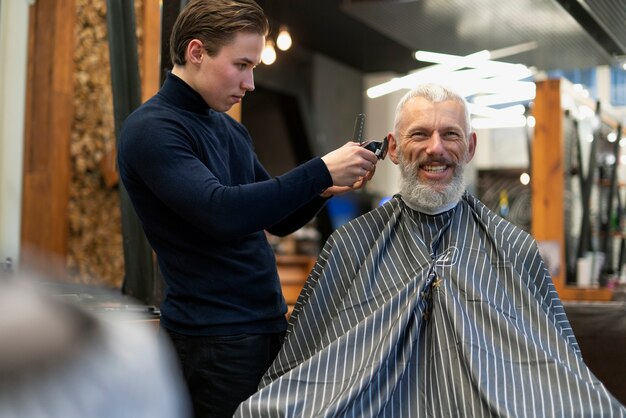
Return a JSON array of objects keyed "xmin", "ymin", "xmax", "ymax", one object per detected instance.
[{"xmin": 236, "ymin": 194, "xmax": 626, "ymax": 417}]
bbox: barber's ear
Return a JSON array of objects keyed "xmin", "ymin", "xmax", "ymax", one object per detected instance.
[
  {"xmin": 387, "ymin": 133, "xmax": 400, "ymax": 165},
  {"xmin": 187, "ymin": 39, "xmax": 204, "ymax": 65}
]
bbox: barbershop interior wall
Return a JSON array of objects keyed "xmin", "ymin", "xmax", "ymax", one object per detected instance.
[{"xmin": 253, "ymin": 51, "xmax": 363, "ymax": 158}]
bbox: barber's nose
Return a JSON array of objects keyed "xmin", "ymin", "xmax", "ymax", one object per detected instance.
[{"xmin": 242, "ymin": 72, "xmax": 255, "ymax": 92}]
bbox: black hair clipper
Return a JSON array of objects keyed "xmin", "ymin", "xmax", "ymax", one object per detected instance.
[{"xmin": 361, "ymin": 137, "xmax": 388, "ymax": 160}]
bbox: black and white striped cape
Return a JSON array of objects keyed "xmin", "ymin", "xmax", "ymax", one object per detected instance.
[{"xmin": 236, "ymin": 194, "xmax": 626, "ymax": 417}]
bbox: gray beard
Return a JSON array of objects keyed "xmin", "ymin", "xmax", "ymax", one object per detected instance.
[{"xmin": 398, "ymin": 154, "xmax": 466, "ymax": 213}]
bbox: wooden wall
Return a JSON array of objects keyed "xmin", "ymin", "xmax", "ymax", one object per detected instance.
[
  {"xmin": 21, "ymin": 0, "xmax": 155, "ymax": 286},
  {"xmin": 21, "ymin": 0, "xmax": 75, "ymax": 280}
]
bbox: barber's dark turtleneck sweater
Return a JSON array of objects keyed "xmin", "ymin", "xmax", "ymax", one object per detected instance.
[{"xmin": 118, "ymin": 73, "xmax": 333, "ymax": 335}]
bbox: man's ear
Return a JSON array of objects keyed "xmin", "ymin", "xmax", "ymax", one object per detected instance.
[
  {"xmin": 187, "ymin": 39, "xmax": 204, "ymax": 65},
  {"xmin": 388, "ymin": 133, "xmax": 400, "ymax": 165},
  {"xmin": 466, "ymin": 132, "xmax": 477, "ymax": 162}
]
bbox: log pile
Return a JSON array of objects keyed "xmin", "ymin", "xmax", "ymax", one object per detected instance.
[{"xmin": 67, "ymin": 0, "xmax": 144, "ymax": 287}]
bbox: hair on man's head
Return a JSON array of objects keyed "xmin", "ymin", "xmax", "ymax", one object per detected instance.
[
  {"xmin": 393, "ymin": 83, "xmax": 472, "ymax": 136},
  {"xmin": 170, "ymin": 0, "xmax": 269, "ymax": 66}
]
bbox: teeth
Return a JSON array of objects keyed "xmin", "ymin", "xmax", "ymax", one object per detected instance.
[{"xmin": 423, "ymin": 165, "xmax": 446, "ymax": 172}]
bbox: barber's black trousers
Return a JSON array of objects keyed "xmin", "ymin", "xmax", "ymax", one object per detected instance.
[{"xmin": 164, "ymin": 329, "xmax": 284, "ymax": 418}]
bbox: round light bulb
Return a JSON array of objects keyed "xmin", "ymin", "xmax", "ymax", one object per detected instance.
[
  {"xmin": 520, "ymin": 172, "xmax": 530, "ymax": 186},
  {"xmin": 261, "ymin": 40, "xmax": 276, "ymax": 65},
  {"xmin": 276, "ymin": 27, "xmax": 292, "ymax": 51}
]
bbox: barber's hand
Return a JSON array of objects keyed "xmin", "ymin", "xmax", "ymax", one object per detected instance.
[
  {"xmin": 320, "ymin": 152, "xmax": 377, "ymax": 198},
  {"xmin": 321, "ymin": 142, "xmax": 378, "ymax": 187}
]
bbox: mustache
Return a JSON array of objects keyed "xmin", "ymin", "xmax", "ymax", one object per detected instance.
[
  {"xmin": 400, "ymin": 155, "xmax": 457, "ymax": 170},
  {"xmin": 415, "ymin": 156, "xmax": 457, "ymax": 167}
]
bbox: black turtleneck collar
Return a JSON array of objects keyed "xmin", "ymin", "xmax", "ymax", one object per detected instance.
[{"xmin": 159, "ymin": 72, "xmax": 213, "ymax": 115}]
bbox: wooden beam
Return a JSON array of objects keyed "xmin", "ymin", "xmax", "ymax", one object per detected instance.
[
  {"xmin": 532, "ymin": 79, "xmax": 565, "ymax": 293},
  {"xmin": 21, "ymin": 0, "xmax": 75, "ymax": 278},
  {"xmin": 532, "ymin": 79, "xmax": 613, "ymax": 301},
  {"xmin": 142, "ymin": 0, "xmax": 161, "ymax": 102}
]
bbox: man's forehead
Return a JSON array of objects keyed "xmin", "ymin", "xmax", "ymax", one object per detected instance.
[{"xmin": 217, "ymin": 31, "xmax": 264, "ymax": 57}]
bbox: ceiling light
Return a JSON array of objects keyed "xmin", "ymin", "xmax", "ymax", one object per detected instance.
[
  {"xmin": 467, "ymin": 103, "xmax": 525, "ymax": 118},
  {"xmin": 369, "ymin": 48, "xmax": 537, "ymax": 132},
  {"xmin": 488, "ymin": 41, "xmax": 538, "ymax": 60},
  {"xmin": 414, "ymin": 49, "xmax": 490, "ymax": 64},
  {"xmin": 467, "ymin": 103, "xmax": 504, "ymax": 118},
  {"xmin": 276, "ymin": 26, "xmax": 292, "ymax": 51},
  {"xmin": 471, "ymin": 115, "xmax": 527, "ymax": 129},
  {"xmin": 415, "ymin": 50, "xmax": 533, "ymax": 79},
  {"xmin": 415, "ymin": 42, "xmax": 538, "ymax": 64},
  {"xmin": 472, "ymin": 89, "xmax": 536, "ymax": 106},
  {"xmin": 261, "ymin": 40, "xmax": 276, "ymax": 65},
  {"xmin": 367, "ymin": 51, "xmax": 491, "ymax": 98},
  {"xmin": 368, "ymin": 48, "xmax": 534, "ymax": 99}
]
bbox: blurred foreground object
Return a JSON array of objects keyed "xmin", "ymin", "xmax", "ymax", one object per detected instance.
[{"xmin": 0, "ymin": 278, "xmax": 190, "ymax": 418}]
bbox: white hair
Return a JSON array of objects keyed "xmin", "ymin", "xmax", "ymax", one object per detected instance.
[{"xmin": 393, "ymin": 83, "xmax": 472, "ymax": 137}]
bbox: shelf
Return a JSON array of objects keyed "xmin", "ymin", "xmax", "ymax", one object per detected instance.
[{"xmin": 559, "ymin": 286, "xmax": 613, "ymax": 301}]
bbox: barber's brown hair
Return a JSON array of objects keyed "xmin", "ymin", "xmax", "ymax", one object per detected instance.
[{"xmin": 170, "ymin": 0, "xmax": 269, "ymax": 66}]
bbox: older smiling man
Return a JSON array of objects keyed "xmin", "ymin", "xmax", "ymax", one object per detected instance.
[{"xmin": 236, "ymin": 83, "xmax": 626, "ymax": 417}]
